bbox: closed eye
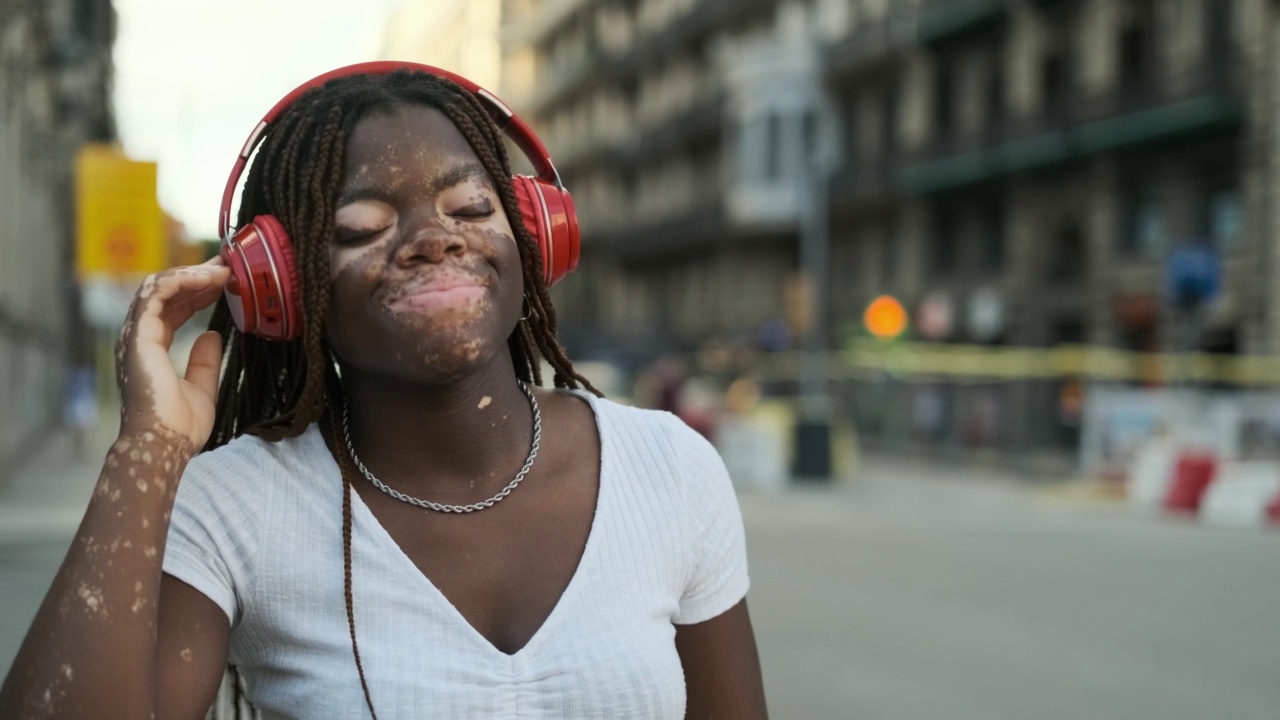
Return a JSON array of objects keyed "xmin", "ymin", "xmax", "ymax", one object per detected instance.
[
  {"xmin": 335, "ymin": 226, "xmax": 391, "ymax": 245},
  {"xmin": 451, "ymin": 201, "xmax": 495, "ymax": 220}
]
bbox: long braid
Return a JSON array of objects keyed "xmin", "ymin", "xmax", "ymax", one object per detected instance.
[{"xmin": 332, "ymin": 397, "xmax": 379, "ymax": 720}]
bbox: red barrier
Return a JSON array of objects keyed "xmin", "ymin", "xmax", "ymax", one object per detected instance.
[
  {"xmin": 1266, "ymin": 492, "xmax": 1280, "ymax": 528},
  {"xmin": 1163, "ymin": 453, "xmax": 1218, "ymax": 514}
]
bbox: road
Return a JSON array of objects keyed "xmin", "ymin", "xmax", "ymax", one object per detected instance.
[
  {"xmin": 743, "ymin": 461, "xmax": 1280, "ymax": 719},
  {"xmin": 2, "ymin": 435, "xmax": 1278, "ymax": 719}
]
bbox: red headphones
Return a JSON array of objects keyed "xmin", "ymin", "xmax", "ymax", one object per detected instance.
[{"xmin": 217, "ymin": 62, "xmax": 580, "ymax": 341}]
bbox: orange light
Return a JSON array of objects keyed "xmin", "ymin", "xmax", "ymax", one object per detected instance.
[{"xmin": 864, "ymin": 295, "xmax": 908, "ymax": 340}]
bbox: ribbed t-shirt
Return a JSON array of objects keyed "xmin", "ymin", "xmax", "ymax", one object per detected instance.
[{"xmin": 162, "ymin": 390, "xmax": 749, "ymax": 719}]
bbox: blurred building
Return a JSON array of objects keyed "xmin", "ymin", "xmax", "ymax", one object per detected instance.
[
  {"xmin": 381, "ymin": 0, "xmax": 504, "ymax": 91},
  {"xmin": 501, "ymin": 0, "xmax": 821, "ymax": 361},
  {"xmin": 503, "ymin": 0, "xmax": 1280, "ymax": 463},
  {"xmin": 0, "ymin": 0, "xmax": 116, "ymax": 476}
]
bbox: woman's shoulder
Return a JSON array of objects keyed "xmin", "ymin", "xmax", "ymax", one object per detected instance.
[
  {"xmin": 182, "ymin": 424, "xmax": 327, "ymax": 489},
  {"xmin": 574, "ymin": 391, "xmax": 725, "ymax": 481},
  {"xmin": 574, "ymin": 391, "xmax": 702, "ymax": 447}
]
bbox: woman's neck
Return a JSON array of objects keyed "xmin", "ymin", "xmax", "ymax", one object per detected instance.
[{"xmin": 337, "ymin": 354, "xmax": 541, "ymax": 500}]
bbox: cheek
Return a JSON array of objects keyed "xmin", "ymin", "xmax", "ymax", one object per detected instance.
[
  {"xmin": 325, "ymin": 244, "xmax": 383, "ymax": 333},
  {"xmin": 482, "ymin": 224, "xmax": 524, "ymax": 286},
  {"xmin": 329, "ymin": 243, "xmax": 380, "ymax": 283}
]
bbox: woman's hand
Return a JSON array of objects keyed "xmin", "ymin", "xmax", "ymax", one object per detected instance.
[{"xmin": 115, "ymin": 258, "xmax": 232, "ymax": 449}]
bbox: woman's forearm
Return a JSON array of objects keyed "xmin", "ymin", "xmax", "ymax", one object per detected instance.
[{"xmin": 0, "ymin": 428, "xmax": 195, "ymax": 719}]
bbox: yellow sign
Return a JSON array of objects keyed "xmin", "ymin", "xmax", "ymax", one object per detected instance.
[{"xmin": 76, "ymin": 145, "xmax": 165, "ymax": 279}]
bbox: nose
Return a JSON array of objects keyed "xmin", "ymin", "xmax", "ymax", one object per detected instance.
[{"xmin": 393, "ymin": 223, "xmax": 467, "ymax": 268}]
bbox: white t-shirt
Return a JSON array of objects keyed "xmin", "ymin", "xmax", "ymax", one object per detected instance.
[{"xmin": 163, "ymin": 390, "xmax": 749, "ymax": 719}]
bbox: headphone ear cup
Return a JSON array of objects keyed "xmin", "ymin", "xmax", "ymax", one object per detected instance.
[
  {"xmin": 222, "ymin": 215, "xmax": 301, "ymax": 341},
  {"xmin": 253, "ymin": 216, "xmax": 301, "ymax": 341},
  {"xmin": 512, "ymin": 175, "xmax": 579, "ymax": 287}
]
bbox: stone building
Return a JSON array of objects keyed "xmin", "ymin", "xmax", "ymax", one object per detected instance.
[
  {"xmin": 502, "ymin": 0, "xmax": 1280, "ymax": 458},
  {"xmin": 0, "ymin": 0, "xmax": 116, "ymax": 474},
  {"xmin": 830, "ymin": 0, "xmax": 1278, "ymax": 452},
  {"xmin": 381, "ymin": 0, "xmax": 504, "ymax": 91}
]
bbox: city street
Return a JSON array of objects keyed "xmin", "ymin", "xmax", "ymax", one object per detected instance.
[{"xmin": 2, "ymin": 434, "xmax": 1278, "ymax": 719}]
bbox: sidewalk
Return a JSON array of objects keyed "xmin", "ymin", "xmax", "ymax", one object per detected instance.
[{"xmin": 0, "ymin": 418, "xmax": 115, "ymax": 546}]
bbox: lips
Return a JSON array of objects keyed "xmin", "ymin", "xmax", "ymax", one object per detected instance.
[{"xmin": 385, "ymin": 274, "xmax": 488, "ymax": 314}]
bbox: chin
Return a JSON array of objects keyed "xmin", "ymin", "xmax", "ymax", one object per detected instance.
[
  {"xmin": 394, "ymin": 333, "xmax": 507, "ymax": 385},
  {"xmin": 330, "ymin": 304, "xmax": 519, "ymax": 384}
]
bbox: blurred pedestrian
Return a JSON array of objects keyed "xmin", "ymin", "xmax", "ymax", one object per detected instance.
[{"xmin": 62, "ymin": 364, "xmax": 98, "ymax": 461}]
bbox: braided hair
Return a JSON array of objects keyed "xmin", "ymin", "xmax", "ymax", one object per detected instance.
[{"xmin": 205, "ymin": 69, "xmax": 599, "ymax": 719}]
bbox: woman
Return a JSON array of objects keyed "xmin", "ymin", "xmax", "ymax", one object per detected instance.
[{"xmin": 0, "ymin": 65, "xmax": 766, "ymax": 719}]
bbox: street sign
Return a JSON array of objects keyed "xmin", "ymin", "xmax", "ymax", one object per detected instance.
[
  {"xmin": 75, "ymin": 144, "xmax": 165, "ymax": 280},
  {"xmin": 1165, "ymin": 242, "xmax": 1221, "ymax": 310}
]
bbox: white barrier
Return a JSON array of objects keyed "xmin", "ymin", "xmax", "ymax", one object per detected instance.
[
  {"xmin": 1127, "ymin": 436, "xmax": 1180, "ymax": 512},
  {"xmin": 1200, "ymin": 461, "xmax": 1280, "ymax": 529}
]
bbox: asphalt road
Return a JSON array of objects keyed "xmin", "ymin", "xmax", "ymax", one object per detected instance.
[
  {"xmin": 2, "ymin": 439, "xmax": 1277, "ymax": 719},
  {"xmin": 743, "ymin": 461, "xmax": 1280, "ymax": 719}
]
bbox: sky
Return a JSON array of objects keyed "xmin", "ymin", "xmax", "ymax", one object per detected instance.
[{"xmin": 113, "ymin": 0, "xmax": 405, "ymax": 240}]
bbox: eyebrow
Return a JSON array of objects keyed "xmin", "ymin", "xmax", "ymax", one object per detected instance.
[{"xmin": 336, "ymin": 161, "xmax": 494, "ymax": 208}]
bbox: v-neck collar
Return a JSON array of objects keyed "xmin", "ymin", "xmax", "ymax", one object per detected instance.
[{"xmin": 317, "ymin": 388, "xmax": 610, "ymax": 662}]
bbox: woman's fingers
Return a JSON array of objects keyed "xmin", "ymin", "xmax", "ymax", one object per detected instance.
[
  {"xmin": 131, "ymin": 267, "xmax": 232, "ymax": 351},
  {"xmin": 183, "ymin": 331, "xmax": 224, "ymax": 400},
  {"xmin": 157, "ymin": 282, "xmax": 227, "ymax": 332}
]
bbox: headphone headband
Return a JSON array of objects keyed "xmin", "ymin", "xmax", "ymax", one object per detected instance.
[{"xmin": 218, "ymin": 61, "xmax": 562, "ymax": 240}]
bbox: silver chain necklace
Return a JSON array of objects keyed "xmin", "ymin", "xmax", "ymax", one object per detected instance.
[{"xmin": 342, "ymin": 381, "xmax": 541, "ymax": 514}]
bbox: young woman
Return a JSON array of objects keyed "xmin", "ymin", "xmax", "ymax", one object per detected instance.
[{"xmin": 0, "ymin": 65, "xmax": 766, "ymax": 719}]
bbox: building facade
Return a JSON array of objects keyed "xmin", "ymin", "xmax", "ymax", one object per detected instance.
[
  {"xmin": 381, "ymin": 0, "xmax": 504, "ymax": 91},
  {"xmin": 0, "ymin": 0, "xmax": 116, "ymax": 476},
  {"xmin": 502, "ymin": 0, "xmax": 1280, "ymax": 460}
]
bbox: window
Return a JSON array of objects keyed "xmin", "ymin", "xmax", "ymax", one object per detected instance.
[
  {"xmin": 875, "ymin": 85, "xmax": 896, "ymax": 179},
  {"xmin": 765, "ymin": 113, "xmax": 782, "ymax": 180},
  {"xmin": 845, "ymin": 91, "xmax": 861, "ymax": 170},
  {"xmin": 1122, "ymin": 175, "xmax": 1165, "ymax": 258},
  {"xmin": 1041, "ymin": 51, "xmax": 1069, "ymax": 116},
  {"xmin": 1047, "ymin": 223, "xmax": 1085, "ymax": 282},
  {"xmin": 881, "ymin": 231, "xmax": 897, "ymax": 288},
  {"xmin": 1206, "ymin": 0, "xmax": 1233, "ymax": 69},
  {"xmin": 1119, "ymin": 1, "xmax": 1155, "ymax": 91},
  {"xmin": 979, "ymin": 200, "xmax": 1005, "ymax": 271},
  {"xmin": 1051, "ymin": 318, "xmax": 1085, "ymax": 345},
  {"xmin": 933, "ymin": 63, "xmax": 954, "ymax": 139},
  {"xmin": 1204, "ymin": 181, "xmax": 1243, "ymax": 250},
  {"xmin": 988, "ymin": 64, "xmax": 1004, "ymax": 126},
  {"xmin": 930, "ymin": 206, "xmax": 957, "ymax": 276},
  {"xmin": 882, "ymin": 86, "xmax": 899, "ymax": 163},
  {"xmin": 802, "ymin": 110, "xmax": 818, "ymax": 166},
  {"xmin": 739, "ymin": 115, "xmax": 767, "ymax": 182}
]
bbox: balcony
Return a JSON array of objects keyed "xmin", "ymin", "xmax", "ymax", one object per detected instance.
[
  {"xmin": 598, "ymin": 205, "xmax": 729, "ymax": 263},
  {"xmin": 555, "ymin": 91, "xmax": 723, "ymax": 179},
  {"xmin": 830, "ymin": 156, "xmax": 900, "ymax": 220},
  {"xmin": 825, "ymin": 5, "xmax": 917, "ymax": 81},
  {"xmin": 527, "ymin": 49, "xmax": 597, "ymax": 117},
  {"xmin": 901, "ymin": 64, "xmax": 1243, "ymax": 195},
  {"xmin": 635, "ymin": 91, "xmax": 723, "ymax": 160},
  {"xmin": 527, "ymin": 0, "xmax": 777, "ymax": 121},
  {"xmin": 916, "ymin": 0, "xmax": 1008, "ymax": 47},
  {"xmin": 501, "ymin": 0, "xmax": 596, "ymax": 50},
  {"xmin": 598, "ymin": 0, "xmax": 778, "ymax": 84}
]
